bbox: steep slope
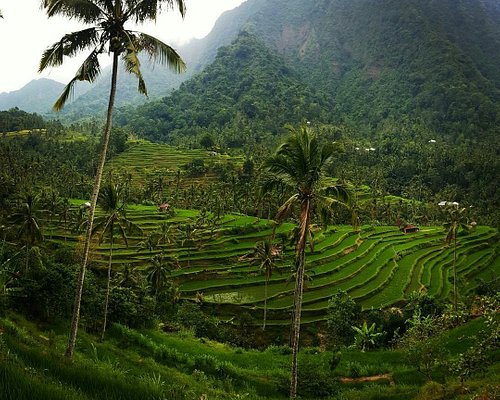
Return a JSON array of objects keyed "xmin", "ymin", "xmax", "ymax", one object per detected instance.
[
  {"xmin": 55, "ymin": 0, "xmax": 267, "ymax": 120},
  {"xmin": 245, "ymin": 0, "xmax": 500, "ymax": 136},
  {"xmin": 118, "ymin": 31, "xmax": 332, "ymax": 145},
  {"xmin": 52, "ymin": 0, "xmax": 500, "ymax": 131}
]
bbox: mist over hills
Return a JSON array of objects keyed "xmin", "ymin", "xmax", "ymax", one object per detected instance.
[{"xmin": 0, "ymin": 79, "xmax": 66, "ymax": 114}]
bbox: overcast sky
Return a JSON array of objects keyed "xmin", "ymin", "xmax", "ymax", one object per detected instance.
[{"xmin": 0, "ymin": 0, "xmax": 246, "ymax": 93}]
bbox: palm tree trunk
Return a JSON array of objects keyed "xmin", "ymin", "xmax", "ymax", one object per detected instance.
[
  {"xmin": 290, "ymin": 199, "xmax": 311, "ymax": 400},
  {"xmin": 102, "ymin": 233, "xmax": 114, "ymax": 340},
  {"xmin": 453, "ymin": 235, "xmax": 457, "ymax": 311},
  {"xmin": 263, "ymin": 275, "xmax": 268, "ymax": 331},
  {"xmin": 65, "ymin": 52, "xmax": 119, "ymax": 359},
  {"xmin": 25, "ymin": 243, "xmax": 29, "ymax": 274}
]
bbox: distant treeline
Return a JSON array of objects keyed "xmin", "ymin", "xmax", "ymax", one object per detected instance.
[{"xmin": 0, "ymin": 107, "xmax": 46, "ymax": 133}]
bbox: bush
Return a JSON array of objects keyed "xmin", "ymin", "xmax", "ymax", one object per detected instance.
[
  {"xmin": 266, "ymin": 345, "xmax": 292, "ymax": 355},
  {"xmin": 326, "ymin": 290, "xmax": 361, "ymax": 348},
  {"xmin": 297, "ymin": 357, "xmax": 339, "ymax": 398}
]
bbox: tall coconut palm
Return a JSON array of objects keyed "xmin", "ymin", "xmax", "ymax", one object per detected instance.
[
  {"xmin": 93, "ymin": 181, "xmax": 140, "ymax": 340},
  {"xmin": 137, "ymin": 232, "xmax": 158, "ymax": 255},
  {"xmin": 249, "ymin": 240, "xmax": 280, "ymax": 331},
  {"xmin": 441, "ymin": 202, "xmax": 470, "ymax": 311},
  {"xmin": 263, "ymin": 122, "xmax": 350, "ymax": 399},
  {"xmin": 39, "ymin": 0, "xmax": 186, "ymax": 359},
  {"xmin": 155, "ymin": 222, "xmax": 178, "ymax": 246}
]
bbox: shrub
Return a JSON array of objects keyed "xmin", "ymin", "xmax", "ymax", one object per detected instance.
[
  {"xmin": 326, "ymin": 290, "xmax": 361, "ymax": 348},
  {"xmin": 297, "ymin": 357, "xmax": 339, "ymax": 398},
  {"xmin": 266, "ymin": 345, "xmax": 292, "ymax": 355}
]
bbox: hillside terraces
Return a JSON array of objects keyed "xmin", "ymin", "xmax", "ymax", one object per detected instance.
[
  {"xmin": 107, "ymin": 140, "xmax": 243, "ymax": 189},
  {"xmin": 43, "ymin": 203, "xmax": 500, "ymax": 326}
]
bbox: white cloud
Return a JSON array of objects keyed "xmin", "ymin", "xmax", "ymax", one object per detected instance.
[{"xmin": 0, "ymin": 0, "xmax": 245, "ymax": 93}]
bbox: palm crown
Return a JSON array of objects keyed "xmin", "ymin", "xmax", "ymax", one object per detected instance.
[
  {"xmin": 263, "ymin": 123, "xmax": 350, "ymax": 235},
  {"xmin": 39, "ymin": 0, "xmax": 186, "ymax": 110}
]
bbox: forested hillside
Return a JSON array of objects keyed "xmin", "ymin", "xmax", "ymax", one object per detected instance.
[
  {"xmin": 117, "ymin": 31, "xmax": 332, "ymax": 147},
  {"xmin": 115, "ymin": 0, "xmax": 499, "ymax": 224}
]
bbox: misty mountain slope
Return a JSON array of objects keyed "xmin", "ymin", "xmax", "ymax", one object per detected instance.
[
  {"xmin": 111, "ymin": 0, "xmax": 500, "ymax": 142},
  {"xmin": 0, "ymin": 79, "xmax": 65, "ymax": 114},
  {"xmin": 54, "ymin": 0, "xmax": 268, "ymax": 120}
]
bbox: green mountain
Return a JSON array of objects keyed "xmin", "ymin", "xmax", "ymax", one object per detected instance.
[
  {"xmin": 243, "ymin": 0, "xmax": 500, "ymax": 137},
  {"xmin": 116, "ymin": 0, "xmax": 500, "ymax": 139},
  {"xmin": 115, "ymin": 0, "xmax": 499, "ymax": 222},
  {"xmin": 117, "ymin": 31, "xmax": 332, "ymax": 146},
  {"xmin": 53, "ymin": 0, "xmax": 268, "ymax": 120}
]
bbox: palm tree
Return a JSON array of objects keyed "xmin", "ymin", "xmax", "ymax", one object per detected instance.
[
  {"xmin": 116, "ymin": 263, "xmax": 142, "ymax": 288},
  {"xmin": 441, "ymin": 202, "xmax": 470, "ymax": 311},
  {"xmin": 248, "ymin": 240, "xmax": 280, "ymax": 330},
  {"xmin": 263, "ymin": 122, "xmax": 350, "ymax": 399},
  {"xmin": 93, "ymin": 181, "xmax": 140, "ymax": 340},
  {"xmin": 10, "ymin": 194, "xmax": 44, "ymax": 273},
  {"xmin": 58, "ymin": 198, "xmax": 73, "ymax": 242},
  {"xmin": 155, "ymin": 222, "xmax": 177, "ymax": 246},
  {"xmin": 146, "ymin": 253, "xmax": 176, "ymax": 298},
  {"xmin": 137, "ymin": 232, "xmax": 158, "ymax": 255},
  {"xmin": 39, "ymin": 0, "xmax": 186, "ymax": 359}
]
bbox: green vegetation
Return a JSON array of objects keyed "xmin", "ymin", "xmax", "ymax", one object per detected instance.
[
  {"xmin": 1, "ymin": 1, "xmax": 499, "ymax": 398},
  {"xmin": 0, "ymin": 309, "xmax": 498, "ymax": 399},
  {"xmin": 115, "ymin": 0, "xmax": 500, "ymax": 225}
]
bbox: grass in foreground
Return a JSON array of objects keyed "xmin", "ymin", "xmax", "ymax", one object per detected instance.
[{"xmin": 0, "ymin": 314, "xmax": 498, "ymax": 400}]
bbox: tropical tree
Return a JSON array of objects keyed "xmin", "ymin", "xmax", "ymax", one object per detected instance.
[
  {"xmin": 248, "ymin": 239, "xmax": 280, "ymax": 330},
  {"xmin": 440, "ymin": 202, "xmax": 470, "ymax": 310},
  {"xmin": 146, "ymin": 253, "xmax": 176, "ymax": 298},
  {"xmin": 39, "ymin": 0, "xmax": 186, "ymax": 359},
  {"xmin": 92, "ymin": 181, "xmax": 140, "ymax": 340},
  {"xmin": 137, "ymin": 232, "xmax": 158, "ymax": 255},
  {"xmin": 155, "ymin": 222, "xmax": 177, "ymax": 246},
  {"xmin": 10, "ymin": 194, "xmax": 44, "ymax": 273},
  {"xmin": 262, "ymin": 122, "xmax": 350, "ymax": 399},
  {"xmin": 116, "ymin": 263, "xmax": 142, "ymax": 289},
  {"xmin": 352, "ymin": 321, "xmax": 383, "ymax": 352},
  {"xmin": 57, "ymin": 198, "xmax": 73, "ymax": 242}
]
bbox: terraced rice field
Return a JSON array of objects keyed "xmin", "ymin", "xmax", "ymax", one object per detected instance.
[
  {"xmin": 46, "ymin": 201, "xmax": 499, "ymax": 325},
  {"xmin": 107, "ymin": 140, "xmax": 243, "ymax": 187}
]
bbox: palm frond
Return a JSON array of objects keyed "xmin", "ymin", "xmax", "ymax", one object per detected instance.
[
  {"xmin": 122, "ymin": 38, "xmax": 148, "ymax": 96},
  {"xmin": 43, "ymin": 0, "xmax": 105, "ymax": 23},
  {"xmin": 137, "ymin": 32, "xmax": 185, "ymax": 73},
  {"xmin": 53, "ymin": 46, "xmax": 102, "ymax": 110},
  {"xmin": 275, "ymin": 194, "xmax": 299, "ymax": 224},
  {"xmin": 39, "ymin": 28, "xmax": 100, "ymax": 71},
  {"xmin": 126, "ymin": 0, "xmax": 186, "ymax": 22}
]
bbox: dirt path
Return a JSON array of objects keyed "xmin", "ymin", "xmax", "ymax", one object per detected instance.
[{"xmin": 339, "ymin": 373, "xmax": 395, "ymax": 385}]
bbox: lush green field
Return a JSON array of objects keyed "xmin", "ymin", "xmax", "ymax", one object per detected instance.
[
  {"xmin": 44, "ymin": 202, "xmax": 499, "ymax": 325},
  {"xmin": 1, "ymin": 314, "xmax": 497, "ymax": 400}
]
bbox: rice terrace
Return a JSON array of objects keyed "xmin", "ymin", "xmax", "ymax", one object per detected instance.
[{"xmin": 0, "ymin": 0, "xmax": 499, "ymax": 399}]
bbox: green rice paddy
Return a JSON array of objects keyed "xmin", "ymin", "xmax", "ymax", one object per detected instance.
[{"xmin": 45, "ymin": 202, "xmax": 500, "ymax": 326}]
